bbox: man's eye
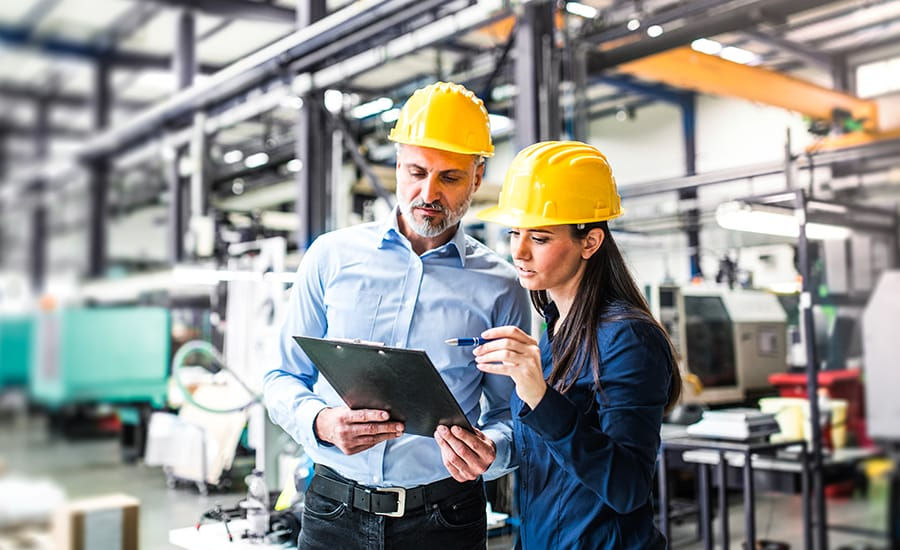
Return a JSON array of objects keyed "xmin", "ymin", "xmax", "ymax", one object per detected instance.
[
  {"xmin": 531, "ymin": 237, "xmax": 547, "ymax": 244},
  {"xmin": 507, "ymin": 229, "xmax": 519, "ymax": 236}
]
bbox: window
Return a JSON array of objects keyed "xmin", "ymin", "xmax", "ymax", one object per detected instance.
[{"xmin": 856, "ymin": 56, "xmax": 900, "ymax": 98}]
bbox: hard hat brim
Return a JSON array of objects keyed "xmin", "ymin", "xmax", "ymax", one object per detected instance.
[
  {"xmin": 476, "ymin": 205, "xmax": 623, "ymax": 228},
  {"xmin": 389, "ymin": 134, "xmax": 494, "ymax": 157}
]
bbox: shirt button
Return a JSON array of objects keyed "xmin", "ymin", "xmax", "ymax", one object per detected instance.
[
  {"xmin": 395, "ymin": 341, "xmax": 402, "ymax": 347},
  {"xmin": 372, "ymin": 476, "xmax": 379, "ymax": 483}
]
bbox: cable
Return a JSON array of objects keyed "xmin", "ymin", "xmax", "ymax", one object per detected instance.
[{"xmin": 172, "ymin": 340, "xmax": 261, "ymax": 414}]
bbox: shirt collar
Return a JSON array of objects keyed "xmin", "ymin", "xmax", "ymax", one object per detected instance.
[{"xmin": 378, "ymin": 207, "xmax": 467, "ymax": 267}]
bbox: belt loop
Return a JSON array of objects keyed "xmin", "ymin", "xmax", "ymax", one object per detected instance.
[{"xmin": 345, "ymin": 480, "xmax": 354, "ymax": 506}]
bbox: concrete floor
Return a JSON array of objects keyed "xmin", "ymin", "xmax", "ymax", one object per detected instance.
[{"xmin": 0, "ymin": 407, "xmax": 892, "ymax": 550}]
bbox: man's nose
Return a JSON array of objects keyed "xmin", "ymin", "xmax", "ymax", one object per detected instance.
[{"xmin": 420, "ymin": 173, "xmax": 442, "ymax": 204}]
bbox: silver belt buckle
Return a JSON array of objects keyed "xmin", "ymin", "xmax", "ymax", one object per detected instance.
[{"xmin": 375, "ymin": 487, "xmax": 406, "ymax": 517}]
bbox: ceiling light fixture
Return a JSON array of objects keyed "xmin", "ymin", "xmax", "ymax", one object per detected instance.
[
  {"xmin": 716, "ymin": 201, "xmax": 851, "ymax": 241},
  {"xmin": 647, "ymin": 25, "xmax": 663, "ymax": 38},
  {"xmin": 223, "ymin": 149, "xmax": 244, "ymax": 164},
  {"xmin": 691, "ymin": 38, "xmax": 723, "ymax": 55},
  {"xmin": 626, "ymin": 18, "xmax": 640, "ymax": 31},
  {"xmin": 720, "ymin": 46, "xmax": 758, "ymax": 65},
  {"xmin": 323, "ymin": 89, "xmax": 344, "ymax": 113},
  {"xmin": 243, "ymin": 152, "xmax": 269, "ymax": 169},
  {"xmin": 565, "ymin": 2, "xmax": 598, "ymax": 19},
  {"xmin": 351, "ymin": 97, "xmax": 394, "ymax": 119},
  {"xmin": 380, "ymin": 108, "xmax": 401, "ymax": 123}
]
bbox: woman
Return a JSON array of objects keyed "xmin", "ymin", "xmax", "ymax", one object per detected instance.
[{"xmin": 475, "ymin": 141, "xmax": 682, "ymax": 549}]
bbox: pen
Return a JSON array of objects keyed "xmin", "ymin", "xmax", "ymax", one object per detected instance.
[{"xmin": 444, "ymin": 337, "xmax": 496, "ymax": 346}]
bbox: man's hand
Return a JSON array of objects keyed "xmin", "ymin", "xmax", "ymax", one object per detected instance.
[
  {"xmin": 434, "ymin": 425, "xmax": 496, "ymax": 482},
  {"xmin": 314, "ymin": 407, "xmax": 404, "ymax": 455}
]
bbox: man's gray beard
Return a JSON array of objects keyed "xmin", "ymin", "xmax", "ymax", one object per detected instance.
[{"xmin": 398, "ymin": 194, "xmax": 473, "ymax": 238}]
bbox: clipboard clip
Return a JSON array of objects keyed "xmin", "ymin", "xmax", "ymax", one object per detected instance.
[{"xmin": 331, "ymin": 337, "xmax": 385, "ymax": 347}]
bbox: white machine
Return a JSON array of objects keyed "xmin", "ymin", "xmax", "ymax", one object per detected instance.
[
  {"xmin": 862, "ymin": 270, "xmax": 900, "ymax": 443},
  {"xmin": 647, "ymin": 285, "xmax": 788, "ymax": 404}
]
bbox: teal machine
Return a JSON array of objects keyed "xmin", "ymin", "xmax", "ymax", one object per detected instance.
[
  {"xmin": 30, "ymin": 307, "xmax": 171, "ymax": 460},
  {"xmin": 0, "ymin": 314, "xmax": 34, "ymax": 388},
  {"xmin": 31, "ymin": 307, "xmax": 170, "ymax": 407}
]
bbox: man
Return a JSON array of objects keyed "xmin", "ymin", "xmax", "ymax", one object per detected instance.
[{"xmin": 264, "ymin": 81, "xmax": 531, "ymax": 549}]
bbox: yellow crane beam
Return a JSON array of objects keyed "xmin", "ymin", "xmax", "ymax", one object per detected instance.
[{"xmin": 618, "ymin": 47, "xmax": 879, "ymax": 132}]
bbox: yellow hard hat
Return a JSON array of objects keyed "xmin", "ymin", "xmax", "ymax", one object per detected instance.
[
  {"xmin": 477, "ymin": 141, "xmax": 623, "ymax": 227},
  {"xmin": 388, "ymin": 81, "xmax": 494, "ymax": 157}
]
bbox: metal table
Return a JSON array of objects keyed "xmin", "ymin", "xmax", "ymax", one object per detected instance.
[{"xmin": 657, "ymin": 437, "xmax": 810, "ymax": 550}]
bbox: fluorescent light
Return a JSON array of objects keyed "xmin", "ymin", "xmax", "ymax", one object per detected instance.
[
  {"xmin": 324, "ymin": 89, "xmax": 344, "ymax": 113},
  {"xmin": 720, "ymin": 46, "xmax": 758, "ymax": 65},
  {"xmin": 626, "ymin": 18, "xmax": 640, "ymax": 31},
  {"xmin": 286, "ymin": 158, "xmax": 303, "ymax": 172},
  {"xmin": 380, "ymin": 108, "xmax": 401, "ymax": 123},
  {"xmin": 280, "ymin": 95, "xmax": 304, "ymax": 110},
  {"xmin": 691, "ymin": 38, "xmax": 722, "ymax": 55},
  {"xmin": 488, "ymin": 113, "xmax": 512, "ymax": 135},
  {"xmin": 767, "ymin": 281, "xmax": 802, "ymax": 294},
  {"xmin": 223, "ymin": 149, "xmax": 244, "ymax": 164},
  {"xmin": 491, "ymin": 83, "xmax": 516, "ymax": 102},
  {"xmin": 647, "ymin": 25, "xmax": 663, "ymax": 38},
  {"xmin": 716, "ymin": 201, "xmax": 851, "ymax": 241},
  {"xmin": 351, "ymin": 97, "xmax": 393, "ymax": 119},
  {"xmin": 244, "ymin": 152, "xmax": 269, "ymax": 168},
  {"xmin": 565, "ymin": 2, "xmax": 598, "ymax": 19}
]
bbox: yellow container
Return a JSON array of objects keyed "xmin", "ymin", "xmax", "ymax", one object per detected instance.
[
  {"xmin": 759, "ymin": 397, "xmax": 806, "ymax": 443},
  {"xmin": 758, "ymin": 396, "xmax": 848, "ymax": 449}
]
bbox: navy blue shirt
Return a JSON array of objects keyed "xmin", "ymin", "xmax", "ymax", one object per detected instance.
[{"xmin": 511, "ymin": 310, "xmax": 672, "ymax": 549}]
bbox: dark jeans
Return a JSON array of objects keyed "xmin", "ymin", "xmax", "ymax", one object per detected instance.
[{"xmin": 299, "ymin": 474, "xmax": 487, "ymax": 550}]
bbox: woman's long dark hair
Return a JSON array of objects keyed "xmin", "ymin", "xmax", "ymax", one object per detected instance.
[{"xmin": 531, "ymin": 221, "xmax": 682, "ymax": 413}]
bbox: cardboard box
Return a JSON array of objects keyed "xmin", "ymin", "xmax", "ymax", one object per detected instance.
[{"xmin": 52, "ymin": 494, "xmax": 139, "ymax": 550}]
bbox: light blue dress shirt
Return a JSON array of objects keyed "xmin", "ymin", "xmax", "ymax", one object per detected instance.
[{"xmin": 263, "ymin": 210, "xmax": 531, "ymax": 488}]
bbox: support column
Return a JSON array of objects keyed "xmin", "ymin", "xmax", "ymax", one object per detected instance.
[
  {"xmin": 514, "ymin": 0, "xmax": 559, "ymax": 151},
  {"xmin": 88, "ymin": 60, "xmax": 111, "ymax": 277},
  {"xmin": 30, "ymin": 98, "xmax": 50, "ymax": 292},
  {"xmin": 680, "ymin": 92, "xmax": 702, "ymax": 279},
  {"xmin": 169, "ymin": 9, "xmax": 195, "ymax": 264},
  {"xmin": 571, "ymin": 43, "xmax": 589, "ymax": 142},
  {"xmin": 294, "ymin": 0, "xmax": 329, "ymax": 251},
  {"xmin": 831, "ymin": 53, "xmax": 849, "ymax": 93}
]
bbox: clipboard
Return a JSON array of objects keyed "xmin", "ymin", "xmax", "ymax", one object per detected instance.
[{"xmin": 293, "ymin": 336, "xmax": 473, "ymax": 437}]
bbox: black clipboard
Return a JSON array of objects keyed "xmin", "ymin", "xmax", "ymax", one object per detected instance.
[{"xmin": 293, "ymin": 336, "xmax": 473, "ymax": 437}]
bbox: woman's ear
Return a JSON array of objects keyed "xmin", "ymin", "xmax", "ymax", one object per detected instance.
[{"xmin": 581, "ymin": 228, "xmax": 605, "ymax": 260}]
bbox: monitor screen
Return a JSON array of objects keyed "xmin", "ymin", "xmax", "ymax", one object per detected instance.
[{"xmin": 684, "ymin": 296, "xmax": 737, "ymax": 388}]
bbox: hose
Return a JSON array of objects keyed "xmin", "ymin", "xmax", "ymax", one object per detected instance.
[{"xmin": 171, "ymin": 340, "xmax": 261, "ymax": 414}]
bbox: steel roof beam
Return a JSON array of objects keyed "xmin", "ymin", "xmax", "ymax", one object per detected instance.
[
  {"xmin": 0, "ymin": 23, "xmax": 224, "ymax": 72},
  {"xmin": 0, "ymin": 82, "xmax": 148, "ymax": 110},
  {"xmin": 143, "ymin": 0, "xmax": 296, "ymax": 23},
  {"xmin": 587, "ymin": 0, "xmax": 844, "ymax": 70},
  {"xmin": 742, "ymin": 28, "xmax": 832, "ymax": 69}
]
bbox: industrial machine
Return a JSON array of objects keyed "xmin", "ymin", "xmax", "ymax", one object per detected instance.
[
  {"xmin": 861, "ymin": 270, "xmax": 900, "ymax": 549},
  {"xmin": 0, "ymin": 314, "xmax": 34, "ymax": 389},
  {"xmin": 30, "ymin": 306, "xmax": 170, "ymax": 409},
  {"xmin": 647, "ymin": 285, "xmax": 788, "ymax": 404},
  {"xmin": 862, "ymin": 270, "xmax": 900, "ymax": 444}
]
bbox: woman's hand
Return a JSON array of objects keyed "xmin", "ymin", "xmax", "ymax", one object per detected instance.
[{"xmin": 474, "ymin": 326, "xmax": 547, "ymax": 409}]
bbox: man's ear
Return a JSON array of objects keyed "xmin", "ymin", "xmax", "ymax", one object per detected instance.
[
  {"xmin": 582, "ymin": 228, "xmax": 605, "ymax": 260},
  {"xmin": 472, "ymin": 161, "xmax": 484, "ymax": 193}
]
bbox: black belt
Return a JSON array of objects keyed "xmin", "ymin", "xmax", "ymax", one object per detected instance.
[{"xmin": 308, "ymin": 464, "xmax": 476, "ymax": 518}]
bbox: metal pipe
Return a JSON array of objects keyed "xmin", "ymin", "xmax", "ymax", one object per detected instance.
[
  {"xmin": 77, "ymin": 0, "xmax": 422, "ymax": 160},
  {"xmin": 795, "ymin": 188, "xmax": 829, "ymax": 550}
]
